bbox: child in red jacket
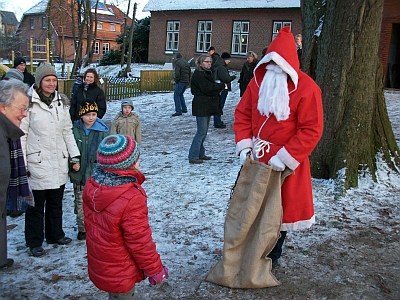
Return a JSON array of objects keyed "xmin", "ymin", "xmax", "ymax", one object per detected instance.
[{"xmin": 83, "ymin": 134, "xmax": 168, "ymax": 298}]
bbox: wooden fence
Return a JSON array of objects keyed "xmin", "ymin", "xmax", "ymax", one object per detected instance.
[{"xmin": 58, "ymin": 70, "xmax": 174, "ymax": 100}]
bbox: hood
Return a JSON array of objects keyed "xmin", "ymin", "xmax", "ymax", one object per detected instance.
[
  {"xmin": 254, "ymin": 26, "xmax": 299, "ymax": 92},
  {"xmin": 81, "ymin": 118, "xmax": 109, "ymax": 135},
  {"xmin": 84, "ymin": 168, "xmax": 145, "ymax": 212}
]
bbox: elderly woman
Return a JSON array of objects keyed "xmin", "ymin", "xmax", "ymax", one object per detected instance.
[
  {"xmin": 188, "ymin": 54, "xmax": 225, "ymax": 164},
  {"xmin": 20, "ymin": 63, "xmax": 80, "ymax": 257},
  {"xmin": 0, "ymin": 79, "xmax": 30, "ymax": 269},
  {"xmin": 69, "ymin": 68, "xmax": 106, "ymax": 121}
]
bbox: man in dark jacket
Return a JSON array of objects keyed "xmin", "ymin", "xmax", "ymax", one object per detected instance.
[
  {"xmin": 213, "ymin": 52, "xmax": 236, "ymax": 128},
  {"xmin": 172, "ymin": 53, "xmax": 191, "ymax": 116}
]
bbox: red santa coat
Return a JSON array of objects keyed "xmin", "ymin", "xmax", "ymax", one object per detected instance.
[
  {"xmin": 83, "ymin": 169, "xmax": 163, "ymax": 293},
  {"xmin": 234, "ymin": 27, "xmax": 324, "ymax": 231}
]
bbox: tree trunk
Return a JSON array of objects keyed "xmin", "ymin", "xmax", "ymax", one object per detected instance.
[
  {"xmin": 125, "ymin": 2, "xmax": 137, "ymax": 75},
  {"xmin": 120, "ymin": 0, "xmax": 131, "ymax": 67},
  {"xmin": 303, "ymin": 0, "xmax": 400, "ymax": 188}
]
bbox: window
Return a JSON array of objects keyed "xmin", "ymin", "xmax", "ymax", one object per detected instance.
[
  {"xmin": 166, "ymin": 21, "xmax": 180, "ymax": 51},
  {"xmin": 30, "ymin": 17, "xmax": 34, "ymax": 29},
  {"xmin": 97, "ymin": 22, "xmax": 103, "ymax": 30},
  {"xmin": 272, "ymin": 21, "xmax": 292, "ymax": 39},
  {"xmin": 102, "ymin": 43, "xmax": 110, "ymax": 54},
  {"xmin": 94, "ymin": 42, "xmax": 99, "ymax": 54},
  {"xmin": 110, "ymin": 23, "xmax": 116, "ymax": 31},
  {"xmin": 231, "ymin": 21, "xmax": 249, "ymax": 55},
  {"xmin": 42, "ymin": 16, "xmax": 46, "ymax": 28},
  {"xmin": 196, "ymin": 21, "xmax": 212, "ymax": 52},
  {"xmin": 35, "ymin": 39, "xmax": 40, "ymax": 52}
]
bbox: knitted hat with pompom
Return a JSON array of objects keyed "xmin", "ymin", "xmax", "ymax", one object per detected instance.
[{"xmin": 97, "ymin": 134, "xmax": 140, "ymax": 170}]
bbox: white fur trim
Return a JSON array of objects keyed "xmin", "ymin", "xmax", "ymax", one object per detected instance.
[
  {"xmin": 254, "ymin": 51, "xmax": 298, "ymax": 92},
  {"xmin": 236, "ymin": 138, "xmax": 254, "ymax": 156},
  {"xmin": 281, "ymin": 215, "xmax": 315, "ymax": 231},
  {"xmin": 277, "ymin": 147, "xmax": 299, "ymax": 170}
]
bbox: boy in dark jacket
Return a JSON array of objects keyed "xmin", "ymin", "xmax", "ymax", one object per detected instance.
[
  {"xmin": 83, "ymin": 134, "xmax": 168, "ymax": 298},
  {"xmin": 70, "ymin": 100, "xmax": 108, "ymax": 240}
]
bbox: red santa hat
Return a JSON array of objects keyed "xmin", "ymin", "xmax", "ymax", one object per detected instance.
[{"xmin": 254, "ymin": 26, "xmax": 299, "ymax": 92}]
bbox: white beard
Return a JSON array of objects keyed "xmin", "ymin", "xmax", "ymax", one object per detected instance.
[{"xmin": 257, "ymin": 63, "xmax": 290, "ymax": 121}]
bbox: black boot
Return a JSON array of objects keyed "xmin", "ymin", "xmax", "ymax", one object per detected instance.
[{"xmin": 268, "ymin": 231, "xmax": 287, "ymax": 268}]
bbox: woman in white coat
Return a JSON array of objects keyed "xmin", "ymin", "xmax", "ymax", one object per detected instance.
[{"xmin": 20, "ymin": 63, "xmax": 80, "ymax": 257}]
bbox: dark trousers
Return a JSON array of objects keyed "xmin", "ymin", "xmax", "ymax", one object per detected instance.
[
  {"xmin": 25, "ymin": 185, "xmax": 66, "ymax": 248},
  {"xmin": 268, "ymin": 231, "xmax": 287, "ymax": 262},
  {"xmin": 213, "ymin": 90, "xmax": 228, "ymax": 125}
]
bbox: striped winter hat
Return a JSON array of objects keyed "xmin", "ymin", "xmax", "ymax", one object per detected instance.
[{"xmin": 97, "ymin": 134, "xmax": 140, "ymax": 170}]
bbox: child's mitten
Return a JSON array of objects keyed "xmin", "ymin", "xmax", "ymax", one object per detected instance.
[{"xmin": 148, "ymin": 266, "xmax": 168, "ymax": 285}]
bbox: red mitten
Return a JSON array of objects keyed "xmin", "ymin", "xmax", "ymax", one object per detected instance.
[{"xmin": 148, "ymin": 266, "xmax": 168, "ymax": 285}]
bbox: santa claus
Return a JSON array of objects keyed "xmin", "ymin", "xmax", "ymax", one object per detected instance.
[{"xmin": 234, "ymin": 26, "xmax": 324, "ymax": 266}]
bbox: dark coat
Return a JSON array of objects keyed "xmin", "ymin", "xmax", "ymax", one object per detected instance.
[
  {"xmin": 23, "ymin": 71, "xmax": 35, "ymax": 87},
  {"xmin": 190, "ymin": 68, "xmax": 225, "ymax": 116},
  {"xmin": 214, "ymin": 61, "xmax": 236, "ymax": 91},
  {"xmin": 69, "ymin": 119, "xmax": 108, "ymax": 185},
  {"xmin": 174, "ymin": 57, "xmax": 191, "ymax": 83},
  {"xmin": 70, "ymin": 83, "xmax": 107, "ymax": 121},
  {"xmin": 0, "ymin": 113, "xmax": 24, "ymax": 208},
  {"xmin": 238, "ymin": 60, "xmax": 258, "ymax": 96}
]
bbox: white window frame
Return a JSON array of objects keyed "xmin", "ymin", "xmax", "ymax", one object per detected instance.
[
  {"xmin": 42, "ymin": 16, "xmax": 46, "ymax": 29},
  {"xmin": 30, "ymin": 17, "xmax": 34, "ymax": 30},
  {"xmin": 196, "ymin": 21, "xmax": 212, "ymax": 52},
  {"xmin": 94, "ymin": 42, "xmax": 99, "ymax": 54},
  {"xmin": 102, "ymin": 42, "xmax": 110, "ymax": 54},
  {"xmin": 97, "ymin": 22, "xmax": 103, "ymax": 30},
  {"xmin": 35, "ymin": 39, "xmax": 40, "ymax": 52},
  {"xmin": 231, "ymin": 21, "xmax": 249, "ymax": 55},
  {"xmin": 272, "ymin": 21, "xmax": 292, "ymax": 40},
  {"xmin": 166, "ymin": 21, "xmax": 180, "ymax": 51},
  {"xmin": 110, "ymin": 23, "xmax": 116, "ymax": 31}
]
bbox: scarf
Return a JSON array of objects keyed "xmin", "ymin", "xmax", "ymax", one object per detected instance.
[
  {"xmin": 6, "ymin": 139, "xmax": 34, "ymax": 212},
  {"xmin": 38, "ymin": 90, "xmax": 55, "ymax": 107}
]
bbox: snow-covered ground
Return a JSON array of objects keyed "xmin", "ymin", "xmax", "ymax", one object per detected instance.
[{"xmin": 1, "ymin": 64, "xmax": 399, "ymax": 299}]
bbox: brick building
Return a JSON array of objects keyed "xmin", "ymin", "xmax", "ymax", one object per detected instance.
[
  {"xmin": 0, "ymin": 11, "xmax": 18, "ymax": 59},
  {"xmin": 380, "ymin": 0, "xmax": 400, "ymax": 89},
  {"xmin": 15, "ymin": 0, "xmax": 130, "ymax": 63},
  {"xmin": 143, "ymin": 0, "xmax": 301, "ymax": 70}
]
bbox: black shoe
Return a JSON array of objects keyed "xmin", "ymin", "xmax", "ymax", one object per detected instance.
[
  {"xmin": 200, "ymin": 155, "xmax": 212, "ymax": 160},
  {"xmin": 0, "ymin": 258, "xmax": 14, "ymax": 269},
  {"xmin": 30, "ymin": 246, "xmax": 45, "ymax": 257},
  {"xmin": 47, "ymin": 236, "xmax": 72, "ymax": 245},
  {"xmin": 182, "ymin": 110, "xmax": 188, "ymax": 113},
  {"xmin": 7, "ymin": 211, "xmax": 23, "ymax": 218},
  {"xmin": 77, "ymin": 232, "xmax": 86, "ymax": 241},
  {"xmin": 172, "ymin": 112, "xmax": 182, "ymax": 117},
  {"xmin": 189, "ymin": 159, "xmax": 203, "ymax": 164},
  {"xmin": 214, "ymin": 123, "xmax": 227, "ymax": 129}
]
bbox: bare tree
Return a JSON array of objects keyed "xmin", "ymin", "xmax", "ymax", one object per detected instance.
[
  {"xmin": 302, "ymin": 0, "xmax": 400, "ymax": 188},
  {"xmin": 120, "ymin": 0, "xmax": 131, "ymax": 67},
  {"xmin": 124, "ymin": 2, "xmax": 136, "ymax": 75}
]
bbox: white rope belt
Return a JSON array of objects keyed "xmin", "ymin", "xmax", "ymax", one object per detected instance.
[{"xmin": 254, "ymin": 138, "xmax": 273, "ymax": 159}]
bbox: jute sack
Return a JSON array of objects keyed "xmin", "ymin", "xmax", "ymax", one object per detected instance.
[{"xmin": 206, "ymin": 158, "xmax": 292, "ymax": 288}]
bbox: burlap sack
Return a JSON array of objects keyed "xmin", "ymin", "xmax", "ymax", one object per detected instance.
[{"xmin": 206, "ymin": 158, "xmax": 291, "ymax": 288}]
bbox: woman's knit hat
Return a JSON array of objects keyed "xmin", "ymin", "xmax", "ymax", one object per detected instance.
[
  {"xmin": 35, "ymin": 62, "xmax": 57, "ymax": 87},
  {"xmin": 79, "ymin": 100, "xmax": 99, "ymax": 116},
  {"xmin": 97, "ymin": 134, "xmax": 140, "ymax": 170}
]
